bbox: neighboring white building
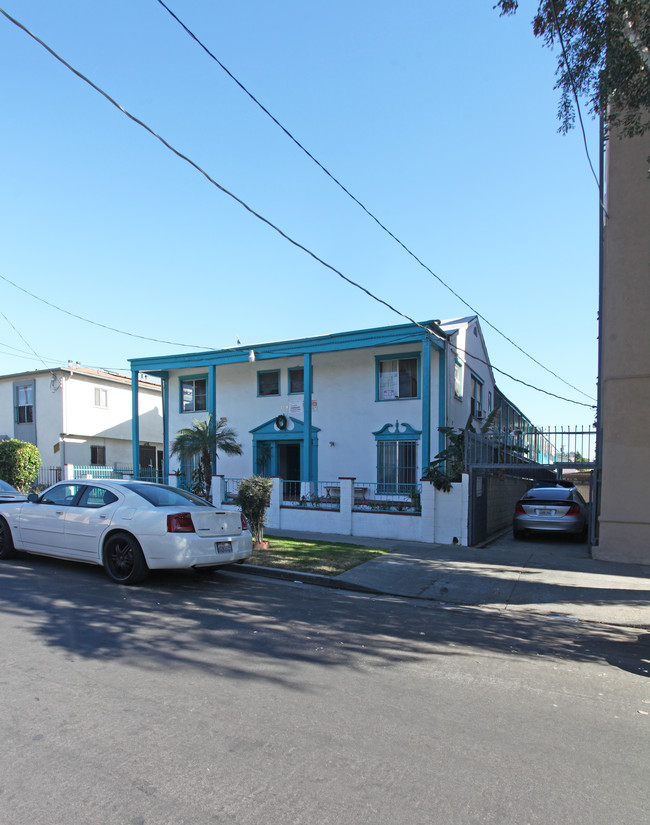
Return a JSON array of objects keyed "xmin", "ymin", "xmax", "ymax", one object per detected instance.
[
  {"xmin": 0, "ymin": 363, "xmax": 163, "ymax": 479},
  {"xmin": 129, "ymin": 317, "xmax": 505, "ymax": 486}
]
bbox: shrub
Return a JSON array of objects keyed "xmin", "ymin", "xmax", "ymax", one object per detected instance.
[
  {"xmin": 0, "ymin": 439, "xmax": 41, "ymax": 491},
  {"xmin": 234, "ymin": 476, "xmax": 273, "ymax": 544}
]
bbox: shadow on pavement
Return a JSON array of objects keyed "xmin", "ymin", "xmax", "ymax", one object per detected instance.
[{"xmin": 1, "ymin": 552, "xmax": 648, "ymax": 686}]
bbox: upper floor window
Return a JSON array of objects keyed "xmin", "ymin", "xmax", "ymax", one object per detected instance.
[
  {"xmin": 288, "ymin": 367, "xmax": 304, "ymax": 395},
  {"xmin": 181, "ymin": 377, "xmax": 207, "ymax": 412},
  {"xmin": 94, "ymin": 388, "xmax": 108, "ymax": 408},
  {"xmin": 470, "ymin": 374, "xmax": 483, "ymax": 418},
  {"xmin": 377, "ymin": 355, "xmax": 419, "ymax": 400},
  {"xmin": 257, "ymin": 370, "xmax": 280, "ymax": 397},
  {"xmin": 454, "ymin": 360, "xmax": 463, "ymax": 399},
  {"xmin": 16, "ymin": 384, "xmax": 33, "ymax": 423}
]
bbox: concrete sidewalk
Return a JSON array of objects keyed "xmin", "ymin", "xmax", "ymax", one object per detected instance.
[{"xmin": 239, "ymin": 529, "xmax": 650, "ymax": 628}]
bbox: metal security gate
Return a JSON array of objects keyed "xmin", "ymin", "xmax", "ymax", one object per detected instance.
[{"xmin": 465, "ymin": 426, "xmax": 597, "ymax": 546}]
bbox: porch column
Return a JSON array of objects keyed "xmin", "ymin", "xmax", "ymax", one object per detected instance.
[
  {"xmin": 208, "ymin": 364, "xmax": 217, "ymax": 473},
  {"xmin": 421, "ymin": 340, "xmax": 431, "ymax": 471},
  {"xmin": 131, "ymin": 369, "xmax": 140, "ymax": 479},
  {"xmin": 302, "ymin": 353, "xmax": 313, "ymax": 482},
  {"xmin": 161, "ymin": 371, "xmax": 169, "ymax": 481}
]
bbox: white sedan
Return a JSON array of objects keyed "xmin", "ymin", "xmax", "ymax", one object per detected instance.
[{"xmin": 0, "ymin": 479, "xmax": 252, "ymax": 585}]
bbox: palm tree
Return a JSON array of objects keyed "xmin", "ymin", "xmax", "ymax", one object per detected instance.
[{"xmin": 170, "ymin": 415, "xmax": 242, "ymax": 501}]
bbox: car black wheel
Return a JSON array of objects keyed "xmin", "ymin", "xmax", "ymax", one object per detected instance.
[
  {"xmin": 0, "ymin": 517, "xmax": 17, "ymax": 560},
  {"xmin": 103, "ymin": 532, "xmax": 148, "ymax": 585},
  {"xmin": 513, "ymin": 528, "xmax": 526, "ymax": 540}
]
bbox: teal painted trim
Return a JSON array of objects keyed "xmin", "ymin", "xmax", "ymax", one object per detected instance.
[
  {"xmin": 438, "ymin": 348, "xmax": 447, "ymax": 456},
  {"xmin": 178, "ymin": 374, "xmax": 208, "ymax": 414},
  {"xmin": 375, "ymin": 351, "xmax": 421, "ymax": 402},
  {"xmin": 249, "ymin": 416, "xmax": 320, "ymax": 436},
  {"xmin": 288, "ymin": 365, "xmax": 309, "ymax": 395},
  {"xmin": 129, "ymin": 320, "xmax": 447, "ymax": 374},
  {"xmin": 421, "ymin": 341, "xmax": 431, "ymax": 469},
  {"xmin": 131, "ymin": 369, "xmax": 140, "ymax": 479},
  {"xmin": 256, "ymin": 368, "xmax": 280, "ymax": 397},
  {"xmin": 161, "ymin": 372, "xmax": 169, "ymax": 480},
  {"xmin": 302, "ymin": 353, "xmax": 313, "ymax": 482},
  {"xmin": 208, "ymin": 365, "xmax": 216, "ymax": 472},
  {"xmin": 373, "ymin": 421, "xmax": 422, "ymax": 440}
]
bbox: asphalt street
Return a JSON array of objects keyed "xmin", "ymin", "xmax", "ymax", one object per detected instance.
[{"xmin": 1, "ymin": 552, "xmax": 649, "ymax": 825}]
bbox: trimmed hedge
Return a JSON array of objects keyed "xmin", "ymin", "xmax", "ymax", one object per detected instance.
[{"xmin": 0, "ymin": 439, "xmax": 41, "ymax": 492}]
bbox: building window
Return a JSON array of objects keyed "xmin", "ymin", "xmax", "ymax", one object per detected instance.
[
  {"xmin": 373, "ymin": 421, "xmax": 421, "ymax": 494},
  {"xmin": 94, "ymin": 388, "xmax": 108, "ymax": 408},
  {"xmin": 454, "ymin": 360, "xmax": 463, "ymax": 399},
  {"xmin": 377, "ymin": 355, "xmax": 419, "ymax": 400},
  {"xmin": 488, "ymin": 391, "xmax": 492, "ymax": 412},
  {"xmin": 257, "ymin": 370, "xmax": 280, "ymax": 397},
  {"xmin": 470, "ymin": 375, "xmax": 483, "ymax": 418},
  {"xmin": 288, "ymin": 367, "xmax": 304, "ymax": 394},
  {"xmin": 377, "ymin": 440, "xmax": 418, "ymax": 494},
  {"xmin": 16, "ymin": 384, "xmax": 34, "ymax": 423},
  {"xmin": 181, "ymin": 377, "xmax": 207, "ymax": 412},
  {"xmin": 91, "ymin": 445, "xmax": 106, "ymax": 465}
]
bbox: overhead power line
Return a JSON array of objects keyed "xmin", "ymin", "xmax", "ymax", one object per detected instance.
[
  {"xmin": 0, "ymin": 7, "xmax": 594, "ymax": 409},
  {"xmin": 155, "ymin": 0, "xmax": 596, "ymax": 403},
  {"xmin": 0, "ymin": 272, "xmax": 215, "ymax": 350}
]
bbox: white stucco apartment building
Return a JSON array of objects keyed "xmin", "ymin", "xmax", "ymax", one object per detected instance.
[
  {"xmin": 0, "ymin": 363, "xmax": 163, "ymax": 479},
  {"xmin": 129, "ymin": 317, "xmax": 513, "ymax": 487}
]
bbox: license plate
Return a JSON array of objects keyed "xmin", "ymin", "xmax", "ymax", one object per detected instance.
[
  {"xmin": 537, "ymin": 509, "xmax": 555, "ymax": 516},
  {"xmin": 215, "ymin": 541, "xmax": 232, "ymax": 554}
]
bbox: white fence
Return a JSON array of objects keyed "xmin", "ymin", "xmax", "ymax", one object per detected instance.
[{"xmin": 209, "ymin": 475, "xmax": 469, "ymax": 546}]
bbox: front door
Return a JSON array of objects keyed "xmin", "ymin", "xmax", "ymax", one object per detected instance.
[{"xmin": 278, "ymin": 442, "xmax": 301, "ymax": 481}]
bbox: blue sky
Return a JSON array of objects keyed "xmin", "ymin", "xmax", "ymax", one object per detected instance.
[{"xmin": 0, "ymin": 1, "xmax": 599, "ymax": 427}]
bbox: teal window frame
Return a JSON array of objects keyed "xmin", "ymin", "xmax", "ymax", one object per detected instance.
[
  {"xmin": 373, "ymin": 421, "xmax": 421, "ymax": 494},
  {"xmin": 257, "ymin": 369, "xmax": 280, "ymax": 397},
  {"xmin": 375, "ymin": 352, "xmax": 420, "ymax": 401},
  {"xmin": 179, "ymin": 374, "xmax": 208, "ymax": 413},
  {"xmin": 288, "ymin": 366, "xmax": 304, "ymax": 395}
]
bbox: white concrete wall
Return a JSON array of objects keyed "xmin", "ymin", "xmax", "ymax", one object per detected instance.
[{"xmin": 215, "ymin": 476, "xmax": 470, "ymax": 546}]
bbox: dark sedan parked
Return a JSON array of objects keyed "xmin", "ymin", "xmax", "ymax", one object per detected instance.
[{"xmin": 513, "ymin": 485, "xmax": 588, "ymax": 541}]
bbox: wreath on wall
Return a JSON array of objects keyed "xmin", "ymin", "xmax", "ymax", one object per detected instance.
[{"xmin": 275, "ymin": 414, "xmax": 288, "ymax": 430}]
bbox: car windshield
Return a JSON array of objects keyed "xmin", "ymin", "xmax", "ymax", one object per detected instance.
[
  {"xmin": 524, "ymin": 488, "xmax": 573, "ymax": 501},
  {"xmin": 123, "ymin": 483, "xmax": 213, "ymax": 508},
  {"xmin": 0, "ymin": 479, "xmax": 17, "ymax": 492}
]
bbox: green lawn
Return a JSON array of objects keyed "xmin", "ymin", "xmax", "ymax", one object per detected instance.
[{"xmin": 247, "ymin": 536, "xmax": 387, "ymax": 576}]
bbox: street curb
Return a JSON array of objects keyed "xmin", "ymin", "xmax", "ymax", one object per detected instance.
[
  {"xmin": 227, "ymin": 563, "xmax": 650, "ymax": 630},
  {"xmin": 229, "ymin": 563, "xmax": 383, "ymax": 595}
]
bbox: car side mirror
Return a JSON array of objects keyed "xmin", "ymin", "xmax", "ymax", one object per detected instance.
[{"xmin": 27, "ymin": 492, "xmax": 39, "ymax": 503}]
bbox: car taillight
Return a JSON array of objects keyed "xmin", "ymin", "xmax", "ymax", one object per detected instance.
[
  {"xmin": 515, "ymin": 503, "xmax": 525, "ymax": 514},
  {"xmin": 240, "ymin": 512, "xmax": 249, "ymax": 532},
  {"xmin": 566, "ymin": 503, "xmax": 580, "ymax": 515},
  {"xmin": 167, "ymin": 512, "xmax": 195, "ymax": 533}
]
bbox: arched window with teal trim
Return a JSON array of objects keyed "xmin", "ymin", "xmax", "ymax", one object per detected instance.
[{"xmin": 373, "ymin": 421, "xmax": 421, "ymax": 494}]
